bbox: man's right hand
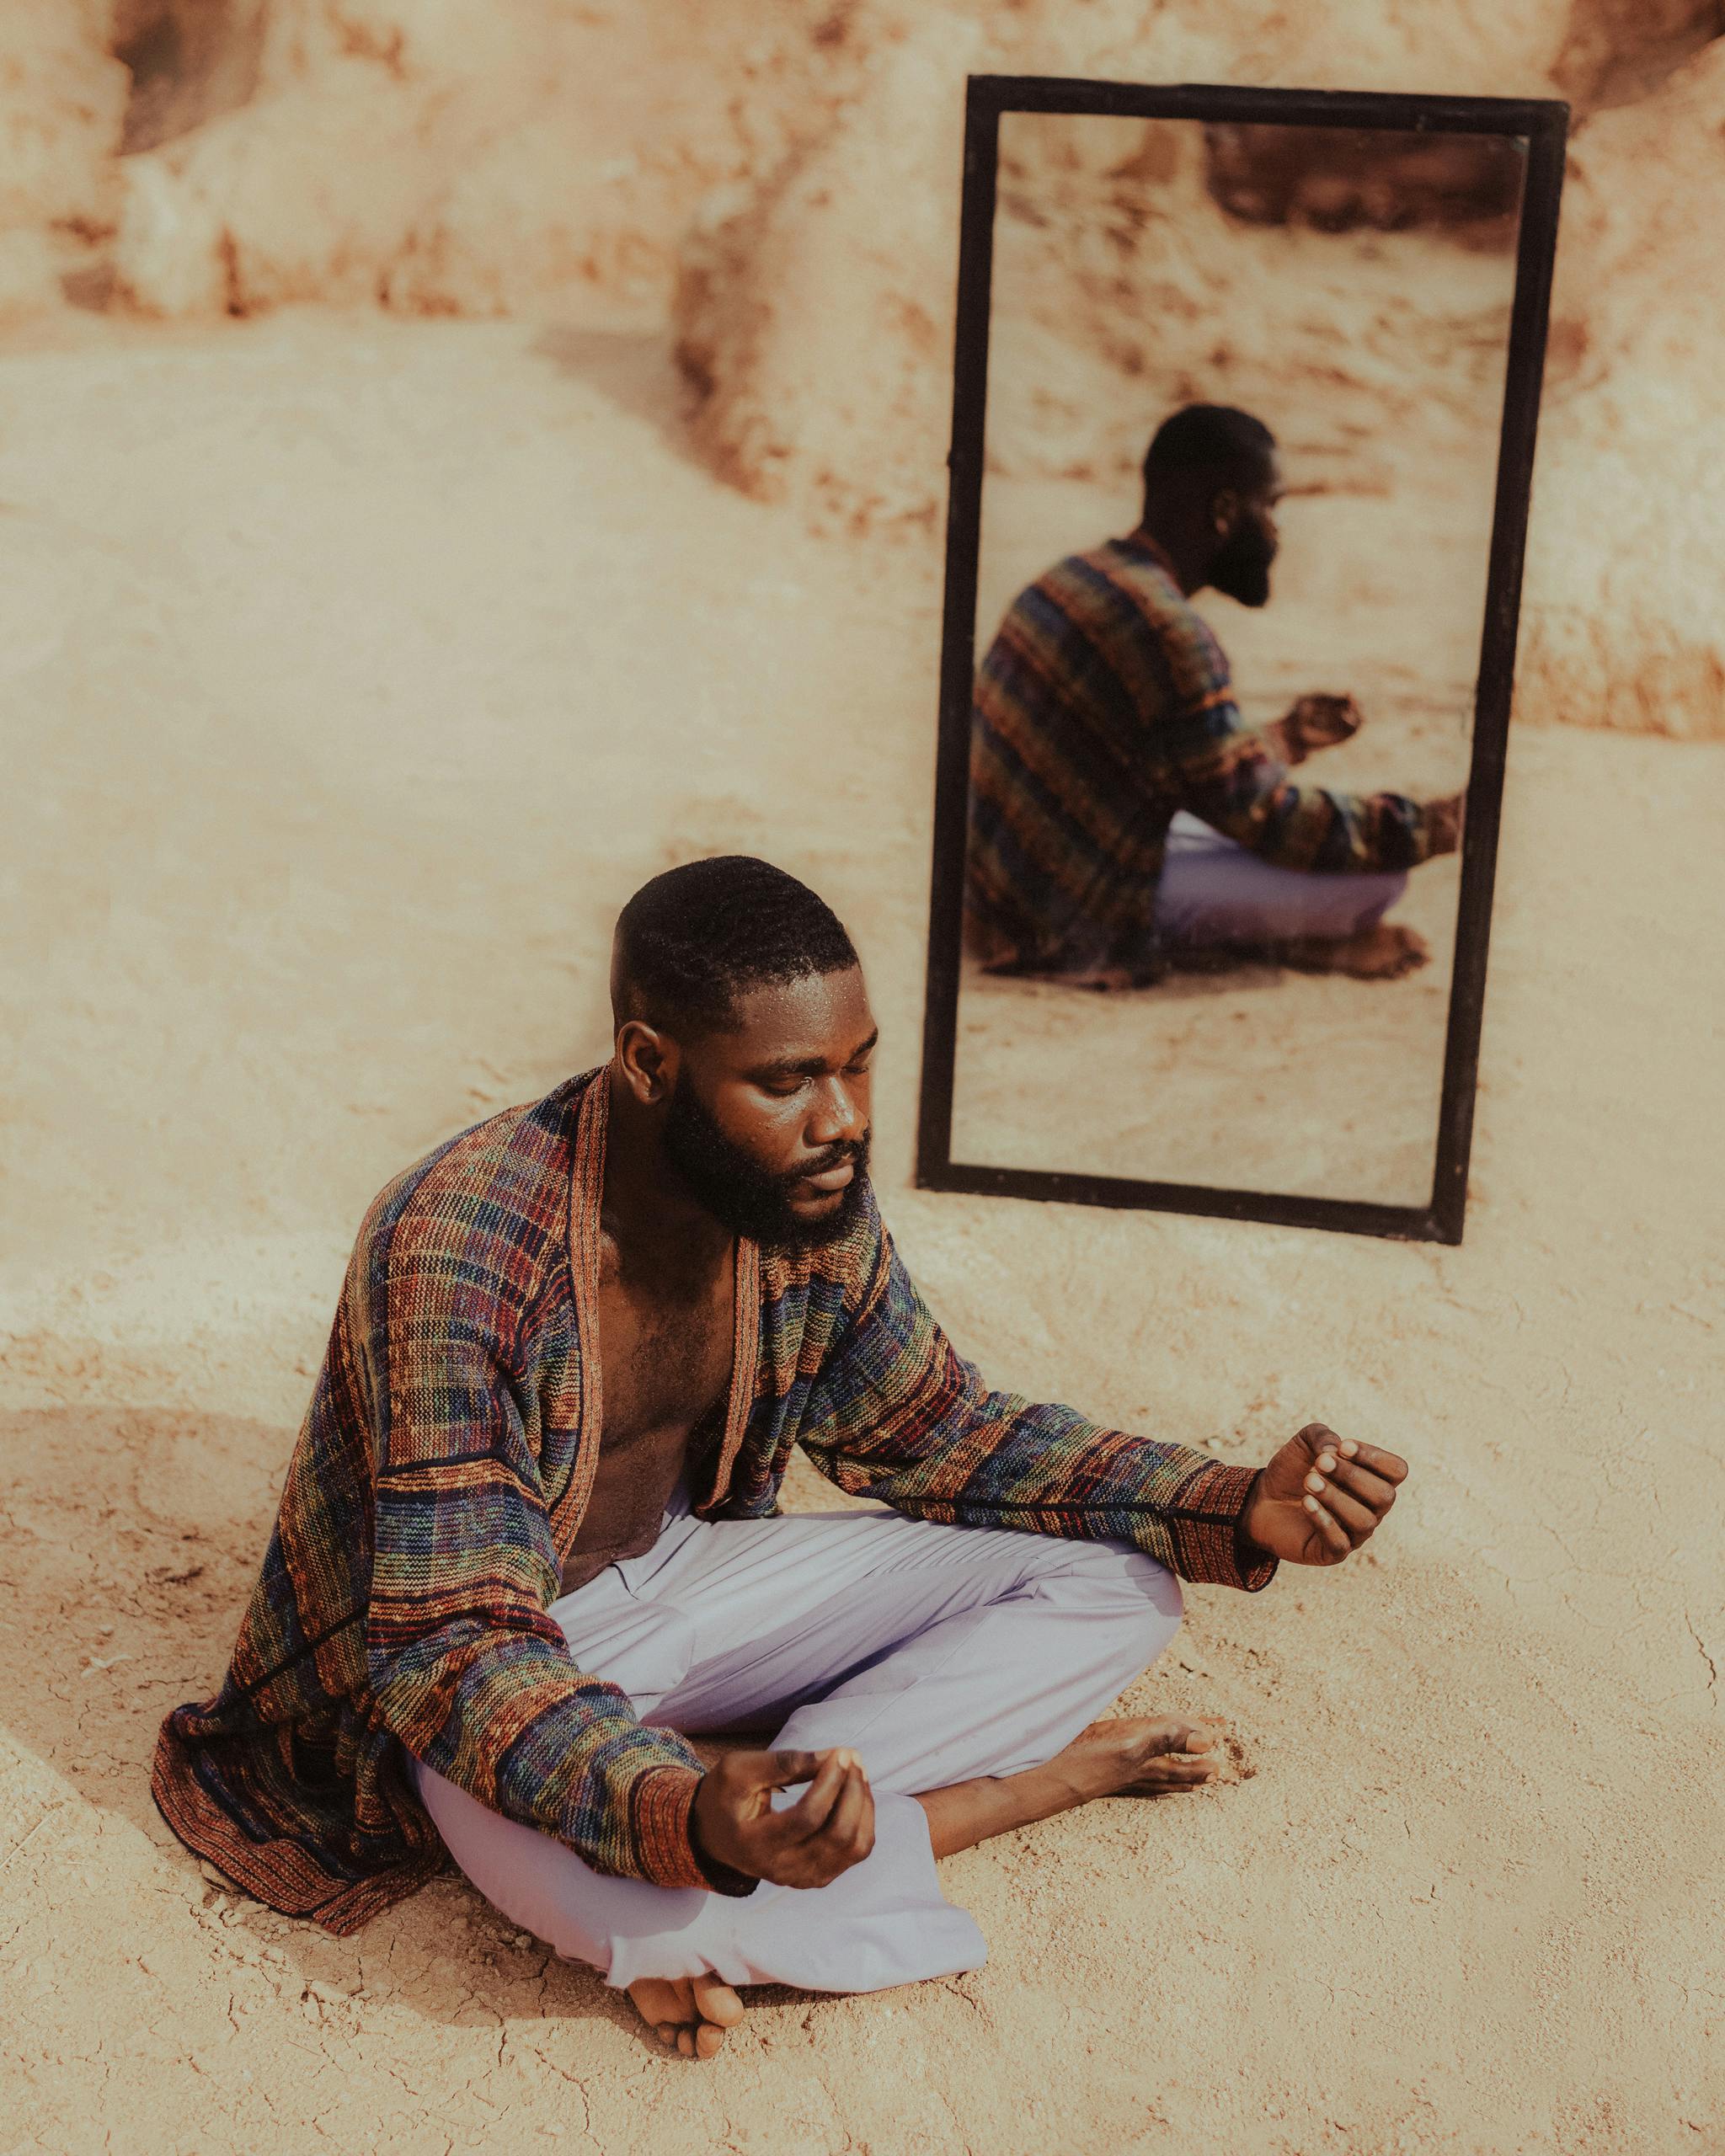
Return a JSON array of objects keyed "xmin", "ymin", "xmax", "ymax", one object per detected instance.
[
  {"xmin": 1280, "ymin": 691, "xmax": 1365, "ymax": 761},
  {"xmin": 691, "ymin": 1746, "xmax": 875, "ymax": 1888}
]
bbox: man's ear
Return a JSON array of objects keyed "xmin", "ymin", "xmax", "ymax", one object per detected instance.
[
  {"xmin": 1210, "ymin": 484, "xmax": 1240, "ymax": 537},
  {"xmin": 616, "ymin": 1018, "xmax": 678, "ymax": 1106}
]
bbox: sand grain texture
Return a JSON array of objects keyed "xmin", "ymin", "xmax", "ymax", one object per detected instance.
[{"xmin": 2, "ymin": 312, "xmax": 1722, "ymax": 2153}]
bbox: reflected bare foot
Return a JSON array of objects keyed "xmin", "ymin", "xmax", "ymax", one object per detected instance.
[
  {"xmin": 1279, "ymin": 923, "xmax": 1430, "ymax": 979},
  {"xmin": 628, "ymin": 1972, "xmax": 745, "ymax": 2060}
]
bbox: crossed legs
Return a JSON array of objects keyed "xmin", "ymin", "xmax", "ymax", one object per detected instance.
[
  {"xmin": 1156, "ymin": 812, "xmax": 1426, "ymax": 979},
  {"xmin": 413, "ymin": 1501, "xmax": 1210, "ymax": 2054}
]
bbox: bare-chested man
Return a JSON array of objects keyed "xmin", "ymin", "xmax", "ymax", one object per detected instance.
[
  {"xmin": 965, "ymin": 402, "xmax": 1466, "ymax": 990},
  {"xmin": 156, "ymin": 854, "xmax": 1409, "ymax": 2059}
]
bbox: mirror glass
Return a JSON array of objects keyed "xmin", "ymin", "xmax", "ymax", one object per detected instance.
[{"xmin": 952, "ymin": 113, "xmax": 1527, "ymax": 1208}]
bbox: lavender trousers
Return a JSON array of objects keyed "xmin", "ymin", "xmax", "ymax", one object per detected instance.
[
  {"xmin": 413, "ymin": 1485, "xmax": 1183, "ymax": 1994},
  {"xmin": 1156, "ymin": 810, "xmax": 1408, "ymax": 947}
]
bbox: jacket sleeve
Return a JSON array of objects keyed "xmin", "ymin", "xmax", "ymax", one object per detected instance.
[
  {"xmin": 1151, "ymin": 621, "xmax": 1434, "ymax": 874},
  {"xmin": 1174, "ymin": 709, "xmax": 1434, "ymax": 873},
  {"xmin": 794, "ymin": 1193, "xmax": 1277, "ymax": 1592},
  {"xmin": 357, "ymin": 1219, "xmax": 753, "ymax": 1894}
]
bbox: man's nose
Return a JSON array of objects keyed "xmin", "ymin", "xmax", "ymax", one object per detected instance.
[{"xmin": 807, "ymin": 1077, "xmax": 868, "ymax": 1148}]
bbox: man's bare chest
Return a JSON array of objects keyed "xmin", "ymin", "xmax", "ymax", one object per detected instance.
[
  {"xmin": 558, "ymin": 1251, "xmax": 737, "ymax": 1593},
  {"xmin": 598, "ymin": 1273, "xmax": 735, "ymax": 1444}
]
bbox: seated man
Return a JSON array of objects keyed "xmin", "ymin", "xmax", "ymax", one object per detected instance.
[
  {"xmin": 155, "ymin": 855, "xmax": 1408, "ymax": 2060},
  {"xmin": 964, "ymin": 402, "xmax": 1466, "ymax": 989}
]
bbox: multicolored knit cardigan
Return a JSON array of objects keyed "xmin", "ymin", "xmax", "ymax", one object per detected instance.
[
  {"xmin": 153, "ymin": 1065, "xmax": 1274, "ymax": 1935},
  {"xmin": 965, "ymin": 531, "xmax": 1439, "ymax": 984}
]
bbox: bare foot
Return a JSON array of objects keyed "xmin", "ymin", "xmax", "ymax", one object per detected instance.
[
  {"xmin": 627, "ymin": 1972, "xmax": 745, "ymax": 2060},
  {"xmin": 1044, "ymin": 1715, "xmax": 1222, "ymax": 1803},
  {"xmin": 1278, "ymin": 922, "xmax": 1430, "ymax": 979}
]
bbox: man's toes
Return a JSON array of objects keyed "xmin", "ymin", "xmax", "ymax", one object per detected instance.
[
  {"xmin": 692, "ymin": 1975, "xmax": 745, "ymax": 2030},
  {"xmin": 628, "ymin": 1977, "xmax": 681, "ymax": 2027},
  {"xmin": 1122, "ymin": 1717, "xmax": 1226, "ymax": 1787},
  {"xmin": 694, "ymin": 2021, "xmax": 728, "ymax": 2059}
]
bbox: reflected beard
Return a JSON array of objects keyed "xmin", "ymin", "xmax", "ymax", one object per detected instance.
[
  {"xmin": 660, "ymin": 1073, "xmax": 871, "ymax": 1254},
  {"xmin": 1209, "ymin": 525, "xmax": 1275, "ymax": 609}
]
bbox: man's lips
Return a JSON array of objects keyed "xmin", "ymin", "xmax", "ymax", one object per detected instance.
[{"xmin": 798, "ymin": 1161, "xmax": 857, "ymax": 1193}]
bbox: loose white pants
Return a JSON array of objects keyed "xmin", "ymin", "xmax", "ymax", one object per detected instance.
[
  {"xmin": 1156, "ymin": 809, "xmax": 1409, "ymax": 947},
  {"xmin": 412, "ymin": 1485, "xmax": 1184, "ymax": 1993}
]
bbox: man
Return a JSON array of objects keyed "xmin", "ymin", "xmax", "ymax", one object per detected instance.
[
  {"xmin": 155, "ymin": 855, "xmax": 1408, "ymax": 2060},
  {"xmin": 965, "ymin": 403, "xmax": 1466, "ymax": 989}
]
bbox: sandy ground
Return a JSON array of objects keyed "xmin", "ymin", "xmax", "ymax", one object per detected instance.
[{"xmin": 3, "ymin": 312, "xmax": 1723, "ymax": 2154}]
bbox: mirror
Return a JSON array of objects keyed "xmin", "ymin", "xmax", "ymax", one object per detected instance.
[{"xmin": 918, "ymin": 82, "xmax": 1568, "ymax": 1242}]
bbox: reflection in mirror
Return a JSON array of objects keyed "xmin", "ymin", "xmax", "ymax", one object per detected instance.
[{"xmin": 951, "ymin": 113, "xmax": 1527, "ymax": 1210}]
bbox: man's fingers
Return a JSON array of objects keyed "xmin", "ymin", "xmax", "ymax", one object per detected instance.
[
  {"xmin": 1342, "ymin": 1440, "xmax": 1409, "ymax": 1485},
  {"xmin": 1327, "ymin": 1456, "xmax": 1397, "ymax": 1515},
  {"xmin": 766, "ymin": 1764, "xmax": 877, "ymax": 1887},
  {"xmin": 1300, "ymin": 1430, "xmax": 1409, "ymax": 1486},
  {"xmin": 1303, "ymin": 1474, "xmax": 1375, "ymax": 1540},
  {"xmin": 818, "ymin": 1764, "xmax": 871, "ymax": 1860},
  {"xmin": 766, "ymin": 1749, "xmax": 826, "ymax": 1790},
  {"xmin": 775, "ymin": 1749, "xmax": 852, "ymax": 1842},
  {"xmin": 1302, "ymin": 1491, "xmax": 1352, "ymax": 1560},
  {"xmin": 854, "ymin": 1768, "xmax": 876, "ymax": 1858}
]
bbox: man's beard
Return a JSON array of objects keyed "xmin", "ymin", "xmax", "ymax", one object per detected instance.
[
  {"xmin": 1209, "ymin": 523, "xmax": 1276, "ymax": 608},
  {"xmin": 661, "ymin": 1073, "xmax": 872, "ymax": 1253}
]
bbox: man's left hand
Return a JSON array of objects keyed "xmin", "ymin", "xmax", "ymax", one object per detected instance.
[{"xmin": 1242, "ymin": 1422, "xmax": 1408, "ymax": 1566}]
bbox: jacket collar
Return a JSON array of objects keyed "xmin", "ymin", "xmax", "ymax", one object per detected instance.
[{"xmin": 553, "ymin": 1066, "xmax": 761, "ymax": 1546}]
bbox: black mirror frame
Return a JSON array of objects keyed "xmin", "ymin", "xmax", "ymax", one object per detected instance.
[{"xmin": 915, "ymin": 75, "xmax": 1569, "ymax": 1246}]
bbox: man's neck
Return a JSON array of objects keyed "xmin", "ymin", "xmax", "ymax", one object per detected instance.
[
  {"xmin": 1125, "ymin": 518, "xmax": 1207, "ymax": 598},
  {"xmin": 601, "ymin": 1063, "xmax": 732, "ymax": 1278}
]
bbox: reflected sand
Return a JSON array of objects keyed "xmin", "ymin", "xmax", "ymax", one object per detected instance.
[{"xmin": 952, "ymin": 846, "xmax": 1458, "ymax": 1205}]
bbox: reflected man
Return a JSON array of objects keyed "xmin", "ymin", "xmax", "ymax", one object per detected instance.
[{"xmin": 965, "ymin": 404, "xmax": 1465, "ymax": 988}]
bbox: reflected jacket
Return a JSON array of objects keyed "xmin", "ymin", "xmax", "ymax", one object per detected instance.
[
  {"xmin": 965, "ymin": 531, "xmax": 1439, "ymax": 984},
  {"xmin": 152, "ymin": 1066, "xmax": 1274, "ymax": 1935}
]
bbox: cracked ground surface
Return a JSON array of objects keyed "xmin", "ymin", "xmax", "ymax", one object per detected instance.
[{"xmin": 2, "ymin": 313, "xmax": 1722, "ymax": 2154}]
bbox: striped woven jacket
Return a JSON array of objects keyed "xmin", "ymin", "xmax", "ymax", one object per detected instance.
[
  {"xmin": 153, "ymin": 1065, "xmax": 1274, "ymax": 1935},
  {"xmin": 966, "ymin": 531, "xmax": 1437, "ymax": 984}
]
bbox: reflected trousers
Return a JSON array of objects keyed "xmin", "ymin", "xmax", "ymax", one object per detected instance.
[
  {"xmin": 1156, "ymin": 810, "xmax": 1408, "ymax": 947},
  {"xmin": 412, "ymin": 1485, "xmax": 1183, "ymax": 1993}
]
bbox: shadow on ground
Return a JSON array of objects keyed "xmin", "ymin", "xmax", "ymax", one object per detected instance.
[
  {"xmin": 528, "ymin": 325, "xmax": 702, "ymax": 460},
  {"xmin": 0, "ymin": 1402, "xmax": 836, "ymax": 2053}
]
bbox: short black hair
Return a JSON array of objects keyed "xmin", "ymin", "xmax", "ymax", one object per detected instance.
[
  {"xmin": 613, "ymin": 856, "xmax": 859, "ymax": 1035},
  {"xmin": 1142, "ymin": 403, "xmax": 1277, "ymax": 500}
]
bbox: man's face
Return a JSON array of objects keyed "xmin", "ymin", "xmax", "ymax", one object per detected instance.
[
  {"xmin": 660, "ymin": 966, "xmax": 875, "ymax": 1253},
  {"xmin": 1208, "ymin": 454, "xmax": 1284, "ymax": 609}
]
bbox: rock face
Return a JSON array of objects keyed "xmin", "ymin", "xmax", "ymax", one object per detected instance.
[
  {"xmin": 113, "ymin": 0, "xmax": 269, "ymax": 156},
  {"xmin": 1202, "ymin": 124, "xmax": 1526, "ymax": 236},
  {"xmin": 1517, "ymin": 40, "xmax": 1725, "ymax": 738},
  {"xmin": 105, "ymin": 2, "xmax": 862, "ymax": 320},
  {"xmin": 0, "ymin": 0, "xmax": 1722, "ymax": 729},
  {"xmin": 670, "ymin": 0, "xmax": 1573, "ymax": 536},
  {"xmin": 676, "ymin": 10, "xmax": 981, "ymax": 536},
  {"xmin": 0, "ymin": 4, "xmax": 128, "ymax": 318}
]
